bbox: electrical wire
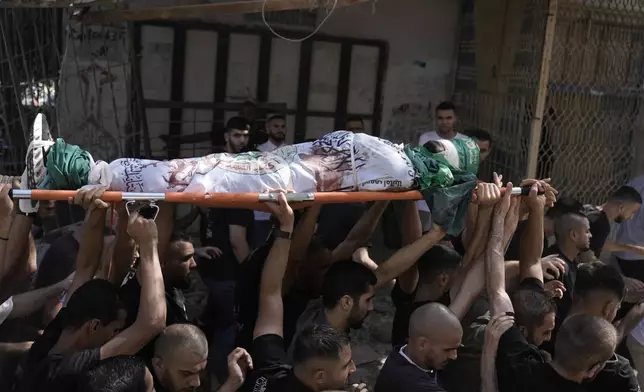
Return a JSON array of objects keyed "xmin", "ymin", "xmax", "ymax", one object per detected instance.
[{"xmin": 261, "ymin": 0, "xmax": 338, "ymax": 42}]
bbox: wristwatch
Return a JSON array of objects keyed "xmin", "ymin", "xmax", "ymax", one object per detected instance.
[{"xmin": 275, "ymin": 229, "xmax": 292, "ymax": 240}]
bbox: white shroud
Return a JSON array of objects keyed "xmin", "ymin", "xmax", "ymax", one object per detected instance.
[{"xmin": 105, "ymin": 131, "xmax": 416, "ymax": 194}]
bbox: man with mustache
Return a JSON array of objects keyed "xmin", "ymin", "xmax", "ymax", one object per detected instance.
[{"xmin": 579, "ymin": 185, "xmax": 642, "ymax": 262}]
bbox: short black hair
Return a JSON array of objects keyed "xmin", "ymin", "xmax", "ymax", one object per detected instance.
[
  {"xmin": 26, "ymin": 279, "xmax": 124, "ymax": 367},
  {"xmin": 267, "ymin": 114, "xmax": 286, "ymax": 122},
  {"xmin": 553, "ymin": 211, "xmax": 589, "ymax": 242},
  {"xmin": 608, "ymin": 186, "xmax": 642, "ymax": 205},
  {"xmin": 225, "ymin": 116, "xmax": 251, "ymax": 133},
  {"xmin": 321, "ymin": 260, "xmax": 377, "ymax": 309},
  {"xmin": 417, "ymin": 244, "xmax": 462, "ymax": 284},
  {"xmin": 463, "ymin": 128, "xmax": 492, "ymax": 144},
  {"xmin": 77, "ymin": 356, "xmax": 148, "ymax": 392},
  {"xmin": 511, "ymin": 287, "xmax": 557, "ymax": 331},
  {"xmin": 545, "ymin": 196, "xmax": 584, "ymax": 219},
  {"xmin": 291, "ymin": 324, "xmax": 351, "ymax": 366},
  {"xmin": 436, "ymin": 101, "xmax": 456, "ymax": 112},
  {"xmin": 169, "ymin": 231, "xmax": 191, "ymax": 244},
  {"xmin": 345, "ymin": 115, "xmax": 364, "ymax": 124},
  {"xmin": 555, "ymin": 314, "xmax": 617, "ymax": 373},
  {"xmin": 64, "ymin": 279, "xmax": 124, "ymax": 329},
  {"xmin": 575, "ymin": 261, "xmax": 625, "ymax": 301}
]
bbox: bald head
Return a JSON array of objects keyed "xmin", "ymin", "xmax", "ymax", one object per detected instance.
[
  {"xmin": 409, "ymin": 303, "xmax": 462, "ymax": 340},
  {"xmin": 154, "ymin": 323, "xmax": 208, "ymax": 360}
]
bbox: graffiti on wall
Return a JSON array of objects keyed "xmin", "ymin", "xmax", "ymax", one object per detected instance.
[
  {"xmin": 59, "ymin": 24, "xmax": 128, "ymax": 163},
  {"xmin": 384, "ymin": 102, "xmax": 433, "ymax": 144},
  {"xmin": 382, "ymin": 62, "xmax": 438, "ymax": 143}
]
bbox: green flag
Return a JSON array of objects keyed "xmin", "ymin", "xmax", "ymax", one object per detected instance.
[{"xmin": 404, "ymin": 137, "xmax": 480, "ymax": 236}]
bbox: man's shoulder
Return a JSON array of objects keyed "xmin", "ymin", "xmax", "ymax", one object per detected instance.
[
  {"xmin": 590, "ymin": 354, "xmax": 640, "ymax": 392},
  {"xmin": 243, "ymin": 365, "xmax": 293, "ymax": 392},
  {"xmin": 39, "ymin": 348, "xmax": 101, "ymax": 379},
  {"xmin": 244, "ymin": 335, "xmax": 293, "ymax": 392}
]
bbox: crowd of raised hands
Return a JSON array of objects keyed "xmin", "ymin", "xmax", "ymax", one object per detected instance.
[{"xmin": 0, "ymin": 172, "xmax": 642, "ymax": 392}]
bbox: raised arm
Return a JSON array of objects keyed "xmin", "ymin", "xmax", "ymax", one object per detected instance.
[
  {"xmin": 229, "ymin": 209, "xmax": 253, "ymax": 263},
  {"xmin": 481, "ymin": 314, "xmax": 515, "ymax": 392},
  {"xmin": 396, "ymin": 200, "xmax": 424, "ymax": 293},
  {"xmin": 108, "ymin": 207, "xmax": 136, "ymax": 286},
  {"xmin": 0, "ymin": 185, "xmax": 13, "ymax": 281},
  {"xmin": 100, "ymin": 211, "xmax": 165, "ymax": 359},
  {"xmin": 331, "ymin": 201, "xmax": 389, "ymax": 262},
  {"xmin": 63, "ymin": 187, "xmax": 110, "ymax": 305},
  {"xmin": 284, "ymin": 205, "xmax": 321, "ymax": 293},
  {"xmin": 487, "ymin": 182, "xmax": 515, "ymax": 316},
  {"xmin": 519, "ymin": 183, "xmax": 546, "ymax": 282},
  {"xmin": 254, "ymin": 192, "xmax": 294, "ymax": 339},
  {"xmin": 373, "ymin": 224, "xmax": 447, "ymax": 289},
  {"xmin": 0, "ymin": 202, "xmax": 36, "ymax": 300},
  {"xmin": 8, "ymin": 274, "xmax": 72, "ymax": 319}
]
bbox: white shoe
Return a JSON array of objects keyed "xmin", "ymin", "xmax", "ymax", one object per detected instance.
[{"xmin": 19, "ymin": 114, "xmax": 54, "ymax": 214}]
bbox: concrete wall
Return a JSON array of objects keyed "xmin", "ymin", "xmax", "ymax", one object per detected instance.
[
  {"xmin": 56, "ymin": 0, "xmax": 460, "ymax": 159},
  {"xmin": 317, "ymin": 0, "xmax": 460, "ymax": 143}
]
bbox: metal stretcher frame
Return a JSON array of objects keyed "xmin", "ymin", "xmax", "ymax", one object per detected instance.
[{"xmin": 8, "ymin": 187, "xmax": 528, "ymax": 212}]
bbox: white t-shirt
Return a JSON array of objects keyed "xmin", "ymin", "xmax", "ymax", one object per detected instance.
[
  {"xmin": 0, "ymin": 296, "xmax": 14, "ymax": 326},
  {"xmin": 256, "ymin": 140, "xmax": 285, "ymax": 153},
  {"xmin": 416, "ymin": 131, "xmax": 467, "ymax": 212}
]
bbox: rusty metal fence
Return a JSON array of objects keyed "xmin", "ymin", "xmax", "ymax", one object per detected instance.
[{"xmin": 456, "ymin": 0, "xmax": 644, "ymax": 204}]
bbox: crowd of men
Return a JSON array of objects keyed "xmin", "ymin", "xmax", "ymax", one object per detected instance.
[{"xmin": 1, "ymin": 101, "xmax": 644, "ymax": 392}]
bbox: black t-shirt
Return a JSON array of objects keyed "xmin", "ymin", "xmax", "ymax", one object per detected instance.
[
  {"xmin": 495, "ymin": 325, "xmax": 588, "ymax": 392},
  {"xmin": 200, "ymin": 208, "xmax": 254, "ymax": 280},
  {"xmin": 375, "ymin": 346, "xmax": 446, "ymax": 392},
  {"xmin": 241, "ymin": 334, "xmax": 313, "ymax": 392},
  {"xmin": 17, "ymin": 348, "xmax": 100, "ymax": 391},
  {"xmin": 118, "ymin": 276, "xmax": 189, "ymax": 361},
  {"xmin": 585, "ymin": 206, "xmax": 612, "ymax": 258},
  {"xmin": 390, "ymin": 281, "xmax": 451, "ymax": 346},
  {"xmin": 543, "ymin": 245, "xmax": 577, "ymax": 322},
  {"xmin": 588, "ymin": 354, "xmax": 640, "ymax": 392}
]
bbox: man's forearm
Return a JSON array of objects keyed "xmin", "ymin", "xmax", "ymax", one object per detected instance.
[
  {"xmin": 260, "ymin": 235, "xmax": 292, "ymax": 296},
  {"xmin": 375, "ymin": 226, "xmax": 446, "ymax": 288},
  {"xmin": 486, "ymin": 214, "xmax": 506, "ymax": 294},
  {"xmin": 0, "ymin": 214, "xmax": 31, "ymax": 280},
  {"xmin": 481, "ymin": 344, "xmax": 500, "ymax": 392},
  {"xmin": 232, "ymin": 242, "xmax": 250, "ymax": 264},
  {"xmin": 615, "ymin": 304, "xmax": 644, "ymax": 342},
  {"xmin": 519, "ymin": 205, "xmax": 545, "ymax": 280},
  {"xmin": 136, "ymin": 241, "xmax": 165, "ymax": 327},
  {"xmin": 604, "ymin": 240, "xmax": 644, "ymax": 256},
  {"xmin": 10, "ymin": 281, "xmax": 66, "ymax": 319},
  {"xmin": 345, "ymin": 201, "xmax": 389, "ymax": 244}
]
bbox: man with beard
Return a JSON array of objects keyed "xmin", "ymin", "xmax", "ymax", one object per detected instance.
[
  {"xmin": 152, "ymin": 323, "xmax": 252, "ymax": 392},
  {"xmin": 222, "ymin": 117, "xmax": 250, "ymax": 154},
  {"xmin": 289, "ymin": 261, "xmax": 377, "ymax": 360},
  {"xmin": 257, "ymin": 115, "xmax": 287, "ymax": 152},
  {"xmin": 375, "ymin": 303, "xmax": 462, "ymax": 392},
  {"xmin": 118, "ymin": 231, "xmax": 198, "ymax": 362},
  {"xmin": 579, "ymin": 185, "xmax": 642, "ymax": 261}
]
